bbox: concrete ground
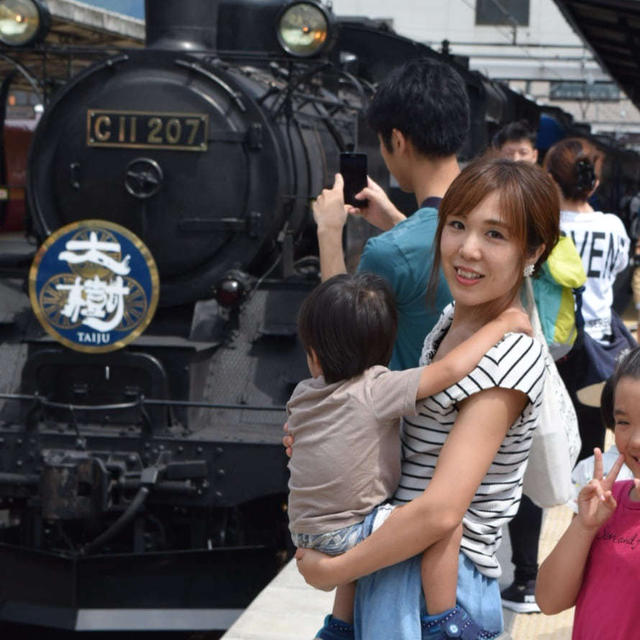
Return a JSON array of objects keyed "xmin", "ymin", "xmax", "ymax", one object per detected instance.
[{"xmin": 500, "ymin": 504, "xmax": 575, "ymax": 639}]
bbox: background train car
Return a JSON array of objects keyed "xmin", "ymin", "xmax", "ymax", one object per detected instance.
[{"xmin": 0, "ymin": 118, "xmax": 34, "ymax": 231}]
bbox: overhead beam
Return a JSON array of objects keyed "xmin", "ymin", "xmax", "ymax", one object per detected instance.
[{"xmin": 553, "ymin": 0, "xmax": 640, "ymax": 109}]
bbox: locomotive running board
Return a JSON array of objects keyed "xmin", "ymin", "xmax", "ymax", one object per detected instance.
[
  {"xmin": 0, "ymin": 603, "xmax": 243, "ymax": 631},
  {"xmin": 0, "ymin": 543, "xmax": 280, "ymax": 631}
]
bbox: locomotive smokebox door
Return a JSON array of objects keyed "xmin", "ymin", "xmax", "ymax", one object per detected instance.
[{"xmin": 28, "ymin": 49, "xmax": 286, "ymax": 307}]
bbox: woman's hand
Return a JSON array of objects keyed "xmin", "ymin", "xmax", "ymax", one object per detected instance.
[
  {"xmin": 295, "ymin": 547, "xmax": 339, "ymax": 591},
  {"xmin": 576, "ymin": 448, "xmax": 624, "ymax": 531}
]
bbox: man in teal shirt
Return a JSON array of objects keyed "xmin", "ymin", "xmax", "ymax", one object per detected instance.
[{"xmin": 313, "ymin": 57, "xmax": 470, "ymax": 370}]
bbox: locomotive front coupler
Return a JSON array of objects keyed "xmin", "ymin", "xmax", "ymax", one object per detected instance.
[
  {"xmin": 38, "ymin": 448, "xmax": 204, "ymax": 519},
  {"xmin": 79, "ymin": 464, "xmax": 165, "ymax": 555},
  {"xmin": 35, "ymin": 447, "xmax": 205, "ymax": 555},
  {"xmin": 40, "ymin": 449, "xmax": 111, "ymax": 521}
]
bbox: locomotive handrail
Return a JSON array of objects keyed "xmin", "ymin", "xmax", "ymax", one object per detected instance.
[
  {"xmin": 289, "ymin": 90, "xmax": 361, "ymax": 112},
  {"xmin": 175, "ymin": 58, "xmax": 247, "ymax": 113},
  {"xmin": 0, "ymin": 52, "xmax": 44, "ymax": 101},
  {"xmin": 145, "ymin": 398, "xmax": 286, "ymax": 411},
  {"xmin": 0, "ymin": 472, "xmax": 39, "ymax": 485},
  {"xmin": 0, "ymin": 392, "xmax": 286, "ymax": 412}
]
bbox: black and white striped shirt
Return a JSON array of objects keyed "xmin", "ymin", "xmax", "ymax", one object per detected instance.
[{"xmin": 394, "ymin": 304, "xmax": 545, "ymax": 578}]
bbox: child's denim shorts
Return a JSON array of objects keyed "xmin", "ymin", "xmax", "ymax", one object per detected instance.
[{"xmin": 291, "ymin": 503, "xmax": 394, "ymax": 555}]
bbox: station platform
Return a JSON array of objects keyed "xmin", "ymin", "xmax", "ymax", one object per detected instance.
[
  {"xmin": 506, "ymin": 504, "xmax": 574, "ymax": 640},
  {"xmin": 222, "ymin": 502, "xmax": 575, "ymax": 640}
]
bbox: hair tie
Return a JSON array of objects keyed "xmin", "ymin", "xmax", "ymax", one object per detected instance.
[{"xmin": 575, "ymin": 157, "xmax": 596, "ymax": 191}]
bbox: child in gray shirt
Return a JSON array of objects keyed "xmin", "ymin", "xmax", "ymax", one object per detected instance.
[{"xmin": 287, "ymin": 273, "xmax": 531, "ymax": 640}]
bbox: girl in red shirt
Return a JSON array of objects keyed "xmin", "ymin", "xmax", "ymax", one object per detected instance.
[{"xmin": 536, "ymin": 347, "xmax": 640, "ymax": 639}]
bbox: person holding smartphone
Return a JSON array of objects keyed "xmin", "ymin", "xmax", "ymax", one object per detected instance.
[
  {"xmin": 298, "ymin": 56, "xmax": 474, "ymax": 640},
  {"xmin": 311, "ymin": 56, "xmax": 469, "ymax": 371}
]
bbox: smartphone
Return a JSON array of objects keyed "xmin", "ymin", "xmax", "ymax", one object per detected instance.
[{"xmin": 340, "ymin": 152, "xmax": 368, "ymax": 207}]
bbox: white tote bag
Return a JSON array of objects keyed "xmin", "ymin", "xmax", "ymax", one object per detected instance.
[{"xmin": 522, "ymin": 279, "xmax": 582, "ymax": 508}]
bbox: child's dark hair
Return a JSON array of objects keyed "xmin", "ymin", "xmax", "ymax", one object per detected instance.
[
  {"xmin": 492, "ymin": 119, "xmax": 537, "ymax": 149},
  {"xmin": 611, "ymin": 347, "xmax": 640, "ymax": 402},
  {"xmin": 297, "ymin": 273, "xmax": 397, "ymax": 384},
  {"xmin": 367, "ymin": 57, "xmax": 470, "ymax": 158},
  {"xmin": 600, "ymin": 377, "xmax": 615, "ymax": 432}
]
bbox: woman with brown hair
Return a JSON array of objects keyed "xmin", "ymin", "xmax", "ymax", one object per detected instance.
[
  {"xmin": 295, "ymin": 157, "xmax": 560, "ymax": 639},
  {"xmin": 544, "ymin": 137, "xmax": 633, "ymax": 462}
]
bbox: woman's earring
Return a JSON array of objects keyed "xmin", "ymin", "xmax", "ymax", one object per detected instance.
[{"xmin": 523, "ymin": 264, "xmax": 535, "ymax": 278}]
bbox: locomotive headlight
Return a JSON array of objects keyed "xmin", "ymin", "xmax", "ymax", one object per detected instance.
[
  {"xmin": 0, "ymin": 0, "xmax": 50, "ymax": 46},
  {"xmin": 277, "ymin": 1, "xmax": 331, "ymax": 57}
]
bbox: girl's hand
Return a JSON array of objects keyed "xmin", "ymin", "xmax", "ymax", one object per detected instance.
[
  {"xmin": 576, "ymin": 448, "xmax": 624, "ymax": 531},
  {"xmin": 295, "ymin": 547, "xmax": 339, "ymax": 591}
]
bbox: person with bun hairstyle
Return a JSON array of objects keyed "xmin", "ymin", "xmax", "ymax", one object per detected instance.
[{"xmin": 544, "ymin": 137, "xmax": 633, "ymax": 462}]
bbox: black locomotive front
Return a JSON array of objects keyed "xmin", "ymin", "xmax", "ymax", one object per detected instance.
[
  {"xmin": 0, "ymin": 0, "xmax": 374, "ymax": 631},
  {"xmin": 28, "ymin": 7, "xmax": 350, "ymax": 306}
]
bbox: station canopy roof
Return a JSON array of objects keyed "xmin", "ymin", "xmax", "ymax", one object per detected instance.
[
  {"xmin": 553, "ymin": 0, "xmax": 640, "ymax": 108},
  {"xmin": 0, "ymin": 0, "xmax": 143, "ymax": 96}
]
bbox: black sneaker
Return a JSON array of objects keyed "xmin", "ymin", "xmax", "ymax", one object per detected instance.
[{"xmin": 500, "ymin": 579, "xmax": 540, "ymax": 613}]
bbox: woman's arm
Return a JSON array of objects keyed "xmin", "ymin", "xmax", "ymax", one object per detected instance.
[
  {"xmin": 296, "ymin": 386, "xmax": 528, "ymax": 589},
  {"xmin": 536, "ymin": 450, "xmax": 625, "ymax": 614}
]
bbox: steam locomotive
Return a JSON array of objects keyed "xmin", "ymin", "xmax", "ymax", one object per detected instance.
[
  {"xmin": 0, "ymin": 0, "xmax": 637, "ymax": 632},
  {"xmin": 0, "ymin": 0, "xmax": 381, "ymax": 631}
]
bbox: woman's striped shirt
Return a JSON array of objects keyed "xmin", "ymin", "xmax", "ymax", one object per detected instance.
[{"xmin": 394, "ymin": 304, "xmax": 546, "ymax": 578}]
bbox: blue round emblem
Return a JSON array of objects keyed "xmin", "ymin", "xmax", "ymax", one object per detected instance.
[{"xmin": 29, "ymin": 220, "xmax": 159, "ymax": 353}]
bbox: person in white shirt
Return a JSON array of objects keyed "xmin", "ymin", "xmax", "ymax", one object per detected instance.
[{"xmin": 544, "ymin": 137, "xmax": 634, "ymax": 462}]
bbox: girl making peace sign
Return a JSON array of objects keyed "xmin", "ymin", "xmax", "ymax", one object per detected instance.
[{"xmin": 536, "ymin": 347, "xmax": 640, "ymax": 639}]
